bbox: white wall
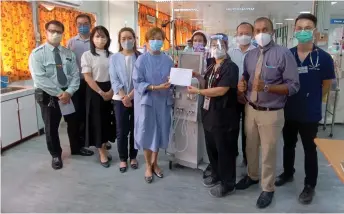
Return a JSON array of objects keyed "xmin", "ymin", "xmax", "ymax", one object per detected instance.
[
  {"xmin": 78, "ymin": 1, "xmax": 104, "ymax": 25},
  {"xmin": 101, "ymin": 0, "xmax": 138, "ymax": 52}
]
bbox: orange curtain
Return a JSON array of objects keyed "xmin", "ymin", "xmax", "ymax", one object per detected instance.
[
  {"xmin": 1, "ymin": 1, "xmax": 35, "ymax": 81},
  {"xmin": 38, "ymin": 5, "xmax": 96, "ymax": 47},
  {"xmin": 175, "ymin": 20, "xmax": 199, "ymax": 46},
  {"xmin": 138, "ymin": 4, "xmax": 171, "ymax": 50}
]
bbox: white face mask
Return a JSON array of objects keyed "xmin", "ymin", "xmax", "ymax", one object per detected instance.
[
  {"xmin": 211, "ymin": 48, "xmax": 226, "ymax": 59},
  {"xmin": 93, "ymin": 38, "xmax": 107, "ymax": 48},
  {"xmin": 48, "ymin": 32, "xmax": 62, "ymax": 44},
  {"xmin": 255, "ymin": 33, "xmax": 272, "ymax": 47},
  {"xmin": 237, "ymin": 35, "xmax": 252, "ymax": 46}
]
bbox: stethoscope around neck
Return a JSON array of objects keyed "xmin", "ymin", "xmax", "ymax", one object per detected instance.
[{"xmin": 293, "ymin": 48, "xmax": 320, "ymax": 69}]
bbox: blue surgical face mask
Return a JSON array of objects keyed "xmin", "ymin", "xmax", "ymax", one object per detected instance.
[
  {"xmin": 121, "ymin": 40, "xmax": 134, "ymax": 50},
  {"xmin": 149, "ymin": 40, "xmax": 163, "ymax": 51},
  {"xmin": 78, "ymin": 25, "xmax": 90, "ymax": 35}
]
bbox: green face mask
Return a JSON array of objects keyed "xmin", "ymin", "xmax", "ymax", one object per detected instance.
[{"xmin": 294, "ymin": 30, "xmax": 313, "ymax": 44}]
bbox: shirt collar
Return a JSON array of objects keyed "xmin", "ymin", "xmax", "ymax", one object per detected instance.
[
  {"xmin": 260, "ymin": 40, "xmax": 275, "ymax": 53},
  {"xmin": 234, "ymin": 44, "xmax": 256, "ymax": 53},
  {"xmin": 45, "ymin": 43, "xmax": 62, "ymax": 52},
  {"xmin": 76, "ymin": 34, "xmax": 90, "ymax": 42}
]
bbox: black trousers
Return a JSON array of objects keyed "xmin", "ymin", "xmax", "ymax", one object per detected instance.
[
  {"xmin": 204, "ymin": 128, "xmax": 237, "ymax": 187},
  {"xmin": 114, "ymin": 100, "xmax": 137, "ymax": 162},
  {"xmin": 282, "ymin": 120, "xmax": 319, "ymax": 187},
  {"xmin": 234, "ymin": 102, "xmax": 246, "ymax": 162},
  {"xmin": 38, "ymin": 94, "xmax": 81, "ymax": 158},
  {"xmin": 74, "ymin": 78, "xmax": 87, "ymax": 147}
]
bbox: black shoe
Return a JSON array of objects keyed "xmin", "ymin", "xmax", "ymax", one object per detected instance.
[
  {"xmin": 51, "ymin": 157, "xmax": 63, "ymax": 170},
  {"xmin": 256, "ymin": 191, "xmax": 274, "ymax": 208},
  {"xmin": 153, "ymin": 167, "xmax": 164, "ymax": 178},
  {"xmin": 145, "ymin": 176, "xmax": 153, "ymax": 183},
  {"xmin": 236, "ymin": 175, "xmax": 259, "ymax": 190},
  {"xmin": 275, "ymin": 173, "xmax": 293, "ymax": 186},
  {"xmin": 100, "ymin": 160, "xmax": 110, "ymax": 168},
  {"xmin": 130, "ymin": 160, "xmax": 138, "ymax": 169},
  {"xmin": 203, "ymin": 176, "xmax": 220, "ymax": 188},
  {"xmin": 105, "ymin": 142, "xmax": 112, "ymax": 150},
  {"xmin": 299, "ymin": 185, "xmax": 315, "ymax": 204},
  {"xmin": 203, "ymin": 164, "xmax": 212, "ymax": 179},
  {"xmin": 209, "ymin": 184, "xmax": 236, "ymax": 198},
  {"xmin": 72, "ymin": 148, "xmax": 94, "ymax": 156}
]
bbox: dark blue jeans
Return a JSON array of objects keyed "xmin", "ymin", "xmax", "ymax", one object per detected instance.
[{"xmin": 114, "ymin": 100, "xmax": 137, "ymax": 162}]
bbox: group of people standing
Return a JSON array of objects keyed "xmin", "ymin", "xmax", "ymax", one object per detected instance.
[{"xmin": 29, "ymin": 12, "xmax": 335, "ymax": 209}]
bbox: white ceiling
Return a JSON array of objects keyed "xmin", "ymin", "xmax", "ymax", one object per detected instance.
[{"xmin": 139, "ymin": 1, "xmax": 315, "ymax": 34}]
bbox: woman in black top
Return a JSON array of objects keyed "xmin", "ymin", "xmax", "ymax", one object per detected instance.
[{"xmin": 188, "ymin": 33, "xmax": 239, "ymax": 198}]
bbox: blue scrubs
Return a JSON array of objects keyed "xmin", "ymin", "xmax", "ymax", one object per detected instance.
[
  {"xmin": 285, "ymin": 45, "xmax": 335, "ymax": 122},
  {"xmin": 132, "ymin": 52, "xmax": 174, "ymax": 152},
  {"xmin": 281, "ymin": 45, "xmax": 335, "ymax": 187}
]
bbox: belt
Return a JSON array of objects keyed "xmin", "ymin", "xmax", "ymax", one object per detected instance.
[{"xmin": 248, "ymin": 102, "xmax": 282, "ymax": 111}]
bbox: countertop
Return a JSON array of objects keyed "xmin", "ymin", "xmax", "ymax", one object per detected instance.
[{"xmin": 0, "ymin": 86, "xmax": 35, "ymax": 102}]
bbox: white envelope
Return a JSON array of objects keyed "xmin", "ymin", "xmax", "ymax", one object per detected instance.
[
  {"xmin": 58, "ymin": 100, "xmax": 76, "ymax": 116},
  {"xmin": 169, "ymin": 68, "xmax": 193, "ymax": 87}
]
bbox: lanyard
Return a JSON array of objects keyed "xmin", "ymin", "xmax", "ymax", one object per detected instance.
[{"xmin": 207, "ymin": 64, "xmax": 220, "ymax": 89}]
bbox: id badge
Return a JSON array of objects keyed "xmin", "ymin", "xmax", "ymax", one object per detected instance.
[
  {"xmin": 298, "ymin": 66, "xmax": 308, "ymax": 74},
  {"xmin": 203, "ymin": 96, "xmax": 210, "ymax": 110}
]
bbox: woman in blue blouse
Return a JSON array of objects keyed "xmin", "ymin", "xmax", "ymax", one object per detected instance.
[{"xmin": 109, "ymin": 27, "xmax": 140, "ymax": 173}]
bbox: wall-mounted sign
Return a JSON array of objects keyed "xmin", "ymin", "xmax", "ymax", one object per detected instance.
[
  {"xmin": 147, "ymin": 15, "xmax": 156, "ymax": 24},
  {"xmin": 330, "ymin": 19, "xmax": 344, "ymax": 24}
]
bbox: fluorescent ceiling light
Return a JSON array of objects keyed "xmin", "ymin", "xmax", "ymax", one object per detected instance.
[
  {"xmin": 226, "ymin": 7, "xmax": 254, "ymax": 11},
  {"xmin": 331, "ymin": 2, "xmax": 337, "ymax": 5},
  {"xmin": 174, "ymin": 8, "xmax": 198, "ymax": 12},
  {"xmin": 300, "ymin": 11, "xmax": 311, "ymax": 14},
  {"xmin": 285, "ymin": 18, "xmax": 294, "ymax": 21},
  {"xmin": 275, "ymin": 23, "xmax": 283, "ymax": 25},
  {"xmin": 190, "ymin": 19, "xmax": 203, "ymax": 21}
]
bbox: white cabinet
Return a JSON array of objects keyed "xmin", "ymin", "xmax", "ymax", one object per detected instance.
[
  {"xmin": 1, "ymin": 94, "xmax": 38, "ymax": 148},
  {"xmin": 18, "ymin": 95, "xmax": 38, "ymax": 138},
  {"xmin": 1, "ymin": 99, "xmax": 21, "ymax": 147}
]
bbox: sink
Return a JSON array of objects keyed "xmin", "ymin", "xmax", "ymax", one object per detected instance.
[{"xmin": 0, "ymin": 86, "xmax": 26, "ymax": 94}]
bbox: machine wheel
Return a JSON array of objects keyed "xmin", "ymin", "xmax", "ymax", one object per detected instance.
[
  {"xmin": 329, "ymin": 133, "xmax": 333, "ymax": 138},
  {"xmin": 323, "ymin": 126, "xmax": 326, "ymax": 131},
  {"xmin": 169, "ymin": 161, "xmax": 173, "ymax": 170}
]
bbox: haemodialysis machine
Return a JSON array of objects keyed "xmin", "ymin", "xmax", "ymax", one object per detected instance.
[{"xmin": 166, "ymin": 52, "xmax": 209, "ymax": 170}]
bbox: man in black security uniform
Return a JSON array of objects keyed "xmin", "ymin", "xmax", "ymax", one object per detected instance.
[
  {"xmin": 188, "ymin": 33, "xmax": 239, "ymax": 197},
  {"xmin": 275, "ymin": 14, "xmax": 335, "ymax": 204}
]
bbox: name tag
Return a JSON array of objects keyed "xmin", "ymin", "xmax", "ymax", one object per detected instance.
[
  {"xmin": 298, "ymin": 66, "xmax": 308, "ymax": 74},
  {"xmin": 203, "ymin": 96, "xmax": 210, "ymax": 110}
]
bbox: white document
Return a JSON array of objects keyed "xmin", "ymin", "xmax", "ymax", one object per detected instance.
[
  {"xmin": 169, "ymin": 68, "xmax": 193, "ymax": 86},
  {"xmin": 58, "ymin": 100, "xmax": 76, "ymax": 116}
]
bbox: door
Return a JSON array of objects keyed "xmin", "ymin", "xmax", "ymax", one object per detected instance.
[
  {"xmin": 18, "ymin": 95, "xmax": 38, "ymax": 138},
  {"xmin": 1, "ymin": 99, "xmax": 21, "ymax": 147}
]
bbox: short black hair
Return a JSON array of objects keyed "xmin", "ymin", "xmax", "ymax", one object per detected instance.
[
  {"xmin": 45, "ymin": 20, "xmax": 64, "ymax": 32},
  {"xmin": 237, "ymin": 22, "xmax": 254, "ymax": 33},
  {"xmin": 295, "ymin": 13, "xmax": 317, "ymax": 27},
  {"xmin": 254, "ymin": 17, "xmax": 274, "ymax": 31},
  {"xmin": 76, "ymin": 14, "xmax": 91, "ymax": 24}
]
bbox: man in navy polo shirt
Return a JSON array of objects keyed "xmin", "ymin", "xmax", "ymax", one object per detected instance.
[{"xmin": 275, "ymin": 14, "xmax": 335, "ymax": 204}]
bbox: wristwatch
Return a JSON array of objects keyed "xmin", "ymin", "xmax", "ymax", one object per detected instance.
[{"xmin": 264, "ymin": 84, "xmax": 269, "ymax": 92}]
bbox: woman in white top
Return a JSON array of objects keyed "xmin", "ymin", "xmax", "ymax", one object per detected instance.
[
  {"xmin": 81, "ymin": 26, "xmax": 113, "ymax": 168},
  {"xmin": 109, "ymin": 27, "xmax": 140, "ymax": 173}
]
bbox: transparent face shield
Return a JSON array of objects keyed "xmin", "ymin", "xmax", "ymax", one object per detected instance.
[{"xmin": 210, "ymin": 34, "xmax": 228, "ymax": 58}]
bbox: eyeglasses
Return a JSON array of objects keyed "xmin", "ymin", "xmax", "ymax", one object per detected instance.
[{"xmin": 47, "ymin": 29, "xmax": 63, "ymax": 34}]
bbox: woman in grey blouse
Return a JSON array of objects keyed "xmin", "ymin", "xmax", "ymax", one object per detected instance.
[{"xmin": 109, "ymin": 27, "xmax": 141, "ymax": 173}]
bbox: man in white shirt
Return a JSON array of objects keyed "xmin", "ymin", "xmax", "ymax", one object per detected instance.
[{"xmin": 228, "ymin": 22, "xmax": 256, "ymax": 167}]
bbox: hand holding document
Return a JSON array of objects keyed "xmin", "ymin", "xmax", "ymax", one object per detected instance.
[
  {"xmin": 58, "ymin": 100, "xmax": 76, "ymax": 116},
  {"xmin": 169, "ymin": 68, "xmax": 193, "ymax": 87}
]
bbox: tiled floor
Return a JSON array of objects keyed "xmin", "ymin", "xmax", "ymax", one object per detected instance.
[{"xmin": 1, "ymin": 124, "xmax": 344, "ymax": 213}]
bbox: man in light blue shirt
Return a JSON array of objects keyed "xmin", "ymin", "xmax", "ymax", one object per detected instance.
[
  {"xmin": 66, "ymin": 14, "xmax": 112, "ymax": 150},
  {"xmin": 228, "ymin": 22, "xmax": 256, "ymax": 167},
  {"xmin": 29, "ymin": 20, "xmax": 93, "ymax": 170}
]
